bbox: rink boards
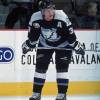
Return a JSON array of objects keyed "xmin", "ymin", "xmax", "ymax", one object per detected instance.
[{"xmin": 0, "ymin": 30, "xmax": 100, "ymax": 96}]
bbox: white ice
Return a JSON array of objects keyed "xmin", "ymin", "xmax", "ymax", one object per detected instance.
[{"xmin": 0, "ymin": 95, "xmax": 100, "ymax": 100}]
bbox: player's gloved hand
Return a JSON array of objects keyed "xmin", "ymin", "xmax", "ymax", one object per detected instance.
[
  {"xmin": 74, "ymin": 41, "xmax": 85, "ymax": 56},
  {"xmin": 22, "ymin": 41, "xmax": 32, "ymax": 54}
]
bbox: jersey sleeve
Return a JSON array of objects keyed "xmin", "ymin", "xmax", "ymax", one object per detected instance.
[
  {"xmin": 62, "ymin": 13, "xmax": 77, "ymax": 44},
  {"xmin": 26, "ymin": 14, "xmax": 41, "ymax": 48}
]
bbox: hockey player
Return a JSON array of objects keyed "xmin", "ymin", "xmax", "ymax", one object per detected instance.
[{"xmin": 22, "ymin": 0, "xmax": 85, "ymax": 100}]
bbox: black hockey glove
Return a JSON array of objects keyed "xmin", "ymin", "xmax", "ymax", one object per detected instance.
[
  {"xmin": 22, "ymin": 41, "xmax": 32, "ymax": 54},
  {"xmin": 22, "ymin": 40, "xmax": 36, "ymax": 54},
  {"xmin": 74, "ymin": 41, "xmax": 85, "ymax": 56}
]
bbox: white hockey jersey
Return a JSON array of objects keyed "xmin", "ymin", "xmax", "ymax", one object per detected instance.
[{"xmin": 27, "ymin": 10, "xmax": 77, "ymax": 49}]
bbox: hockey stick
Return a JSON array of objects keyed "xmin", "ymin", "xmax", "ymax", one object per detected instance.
[
  {"xmin": 36, "ymin": 47, "xmax": 100, "ymax": 52},
  {"xmin": 23, "ymin": 43, "xmax": 100, "ymax": 54}
]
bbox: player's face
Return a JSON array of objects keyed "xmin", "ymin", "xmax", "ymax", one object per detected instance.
[{"xmin": 42, "ymin": 8, "xmax": 54, "ymax": 21}]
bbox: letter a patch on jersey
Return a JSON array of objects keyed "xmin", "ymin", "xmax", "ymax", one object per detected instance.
[{"xmin": 57, "ymin": 22, "xmax": 62, "ymax": 28}]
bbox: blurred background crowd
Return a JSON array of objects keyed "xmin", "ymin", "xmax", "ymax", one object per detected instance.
[{"xmin": 0, "ymin": 0, "xmax": 100, "ymax": 29}]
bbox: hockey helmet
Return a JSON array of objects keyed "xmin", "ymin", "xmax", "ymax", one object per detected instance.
[{"xmin": 38, "ymin": 0, "xmax": 55, "ymax": 10}]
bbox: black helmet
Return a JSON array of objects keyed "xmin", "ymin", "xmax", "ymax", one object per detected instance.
[{"xmin": 38, "ymin": 0, "xmax": 55, "ymax": 10}]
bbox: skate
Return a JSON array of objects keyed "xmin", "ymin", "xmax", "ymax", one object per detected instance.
[
  {"xmin": 29, "ymin": 93, "xmax": 41, "ymax": 100},
  {"xmin": 55, "ymin": 93, "xmax": 66, "ymax": 100}
]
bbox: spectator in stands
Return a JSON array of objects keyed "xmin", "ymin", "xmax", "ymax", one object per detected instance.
[
  {"xmin": 77, "ymin": 1, "xmax": 100, "ymax": 29},
  {"xmin": 61, "ymin": 0, "xmax": 79, "ymax": 29},
  {"xmin": 1, "ymin": 0, "xmax": 40, "ymax": 29}
]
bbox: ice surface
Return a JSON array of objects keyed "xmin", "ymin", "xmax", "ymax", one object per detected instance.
[{"xmin": 0, "ymin": 95, "xmax": 100, "ymax": 100}]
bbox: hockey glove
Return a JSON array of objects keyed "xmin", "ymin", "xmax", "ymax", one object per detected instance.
[
  {"xmin": 22, "ymin": 41, "xmax": 35, "ymax": 54},
  {"xmin": 74, "ymin": 41, "xmax": 85, "ymax": 56}
]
